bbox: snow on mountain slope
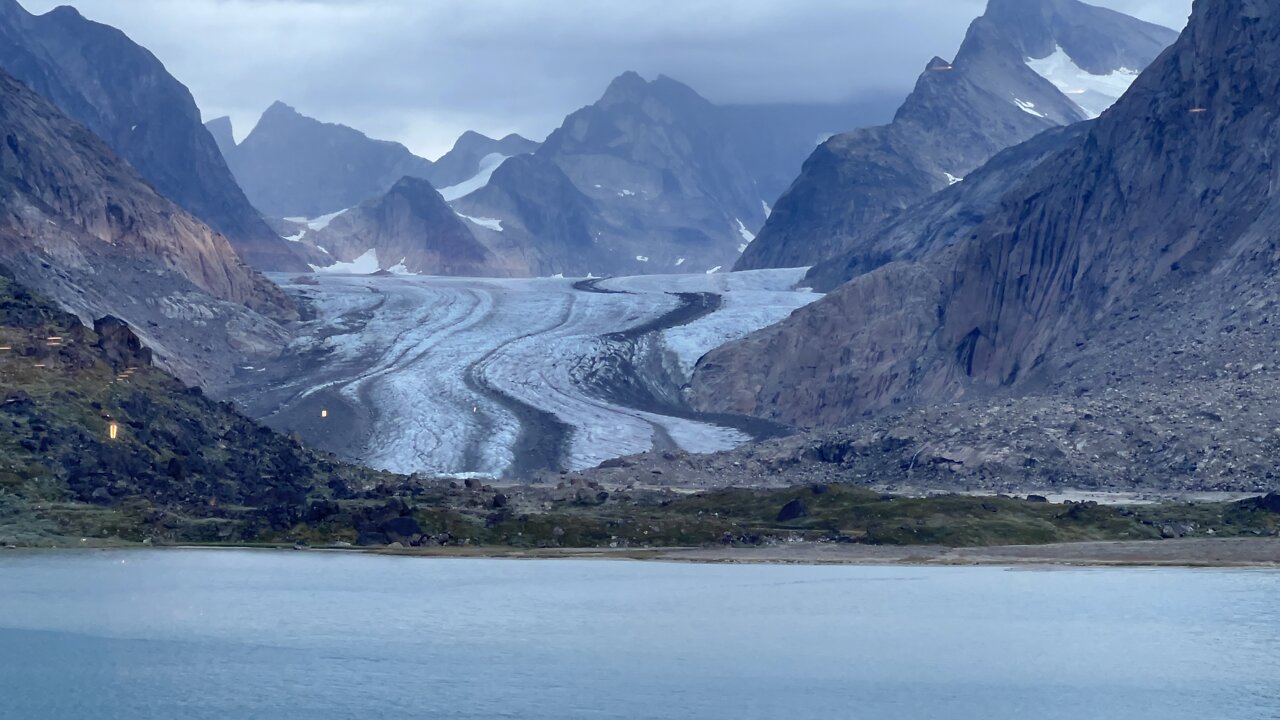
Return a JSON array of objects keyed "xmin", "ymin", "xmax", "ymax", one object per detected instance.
[
  {"xmin": 1027, "ymin": 46, "xmax": 1138, "ymax": 118},
  {"xmin": 439, "ymin": 152, "xmax": 509, "ymax": 202},
  {"xmin": 233, "ymin": 270, "xmax": 819, "ymax": 476}
]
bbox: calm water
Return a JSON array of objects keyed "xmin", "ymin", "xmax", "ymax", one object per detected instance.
[{"xmin": 0, "ymin": 551, "xmax": 1277, "ymax": 720}]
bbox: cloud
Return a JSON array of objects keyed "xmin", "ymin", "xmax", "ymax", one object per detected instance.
[{"xmin": 16, "ymin": 0, "xmax": 1192, "ymax": 158}]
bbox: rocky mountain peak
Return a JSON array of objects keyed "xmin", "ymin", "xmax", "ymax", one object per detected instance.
[
  {"xmin": 205, "ymin": 115, "xmax": 236, "ymax": 157},
  {"xmin": 600, "ymin": 70, "xmax": 650, "ymax": 105},
  {"xmin": 228, "ymin": 101, "xmax": 434, "ymax": 219},
  {"xmin": 977, "ymin": 0, "xmax": 1178, "ymax": 73}
]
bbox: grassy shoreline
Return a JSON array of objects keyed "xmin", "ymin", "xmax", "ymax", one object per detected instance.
[{"xmin": 6, "ymin": 536, "xmax": 1279, "ymax": 569}]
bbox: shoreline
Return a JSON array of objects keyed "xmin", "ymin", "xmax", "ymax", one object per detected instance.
[{"xmin": 7, "ymin": 538, "xmax": 1279, "ymax": 569}]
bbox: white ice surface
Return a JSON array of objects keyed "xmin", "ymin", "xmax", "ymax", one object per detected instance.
[
  {"xmin": 264, "ymin": 269, "xmax": 822, "ymax": 476},
  {"xmin": 439, "ymin": 153, "xmax": 508, "ymax": 202},
  {"xmin": 1013, "ymin": 98, "xmax": 1048, "ymax": 118},
  {"xmin": 1027, "ymin": 46, "xmax": 1138, "ymax": 119},
  {"xmin": 312, "ymin": 248, "xmax": 380, "ymax": 274},
  {"xmin": 600, "ymin": 268, "xmax": 822, "ymax": 379},
  {"xmin": 945, "ymin": 172, "xmax": 964, "ymax": 185},
  {"xmin": 456, "ymin": 212, "xmax": 504, "ymax": 232}
]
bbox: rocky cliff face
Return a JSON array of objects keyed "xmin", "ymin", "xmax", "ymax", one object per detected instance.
[
  {"xmin": 303, "ymin": 177, "xmax": 514, "ymax": 277},
  {"xmin": 224, "ymin": 101, "xmax": 437, "ymax": 220},
  {"xmin": 0, "ymin": 0, "xmax": 303, "ymax": 271},
  {"xmin": 803, "ymin": 122, "xmax": 1092, "ymax": 292},
  {"xmin": 0, "ymin": 67, "xmax": 292, "ymax": 387},
  {"xmin": 734, "ymin": 0, "xmax": 1176, "ymax": 272},
  {"xmin": 692, "ymin": 0, "xmax": 1280, "ymax": 432}
]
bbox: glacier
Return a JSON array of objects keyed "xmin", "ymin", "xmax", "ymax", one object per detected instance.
[{"xmin": 236, "ymin": 270, "xmax": 821, "ymax": 478}]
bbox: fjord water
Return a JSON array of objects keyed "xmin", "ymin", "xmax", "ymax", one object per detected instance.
[{"xmin": 0, "ymin": 551, "xmax": 1277, "ymax": 720}]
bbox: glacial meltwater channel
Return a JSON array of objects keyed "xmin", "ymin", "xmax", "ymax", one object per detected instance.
[{"xmin": 1, "ymin": 550, "xmax": 1277, "ymax": 719}]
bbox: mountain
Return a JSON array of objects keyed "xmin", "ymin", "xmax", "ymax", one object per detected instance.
[
  {"xmin": 221, "ymin": 101, "xmax": 437, "ymax": 220},
  {"xmin": 451, "ymin": 154, "xmax": 607, "ymax": 277},
  {"xmin": 299, "ymin": 177, "xmax": 515, "ymax": 277},
  {"xmin": 690, "ymin": 0, "xmax": 1279, "ymax": 436},
  {"xmin": 204, "ymin": 115, "xmax": 236, "ymax": 159},
  {"xmin": 430, "ymin": 130, "xmax": 540, "ymax": 193},
  {"xmin": 454, "ymin": 72, "xmax": 771, "ymax": 275},
  {"xmin": 0, "ymin": 67, "xmax": 292, "ymax": 388},
  {"xmin": 803, "ymin": 121, "xmax": 1092, "ymax": 292},
  {"xmin": 734, "ymin": 0, "xmax": 1177, "ymax": 272},
  {"xmin": 0, "ymin": 0, "xmax": 304, "ymax": 271}
]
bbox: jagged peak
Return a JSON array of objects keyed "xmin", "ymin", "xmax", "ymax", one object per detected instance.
[
  {"xmin": 205, "ymin": 115, "xmax": 233, "ymax": 132},
  {"xmin": 386, "ymin": 175, "xmax": 438, "ymax": 195},
  {"xmin": 43, "ymin": 4, "xmax": 84, "ymax": 21},
  {"xmin": 262, "ymin": 100, "xmax": 301, "ymax": 118},
  {"xmin": 600, "ymin": 70, "xmax": 650, "ymax": 104},
  {"xmin": 449, "ymin": 129, "xmax": 497, "ymax": 153},
  {"xmin": 925, "ymin": 56, "xmax": 956, "ymax": 72}
]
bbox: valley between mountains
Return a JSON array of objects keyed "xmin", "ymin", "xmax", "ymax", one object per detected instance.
[{"xmin": 228, "ymin": 269, "xmax": 819, "ymax": 478}]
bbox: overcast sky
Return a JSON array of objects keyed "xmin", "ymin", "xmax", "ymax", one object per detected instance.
[{"xmin": 20, "ymin": 0, "xmax": 1192, "ymax": 159}]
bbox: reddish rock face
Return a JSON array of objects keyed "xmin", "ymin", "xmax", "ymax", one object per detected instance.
[
  {"xmin": 0, "ymin": 0, "xmax": 306, "ymax": 271},
  {"xmin": 0, "ymin": 69, "xmax": 294, "ymax": 321}
]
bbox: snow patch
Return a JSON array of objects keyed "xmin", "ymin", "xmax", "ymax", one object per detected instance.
[
  {"xmin": 312, "ymin": 248, "xmax": 380, "ymax": 274},
  {"xmin": 1027, "ymin": 46, "xmax": 1139, "ymax": 119},
  {"xmin": 735, "ymin": 218, "xmax": 756, "ymax": 244},
  {"xmin": 945, "ymin": 172, "xmax": 964, "ymax": 186},
  {"xmin": 706, "ymin": 266, "xmax": 722, "ymax": 275},
  {"xmin": 636, "ymin": 255, "xmax": 649, "ymax": 262},
  {"xmin": 761, "ymin": 200, "xmax": 772, "ymax": 218},
  {"xmin": 675, "ymin": 257, "xmax": 686, "ymax": 267},
  {"xmin": 1013, "ymin": 98, "xmax": 1048, "ymax": 119},
  {"xmin": 456, "ymin": 212, "xmax": 504, "ymax": 232},
  {"xmin": 617, "ymin": 189, "xmax": 637, "ymax": 197},
  {"xmin": 439, "ymin": 153, "xmax": 508, "ymax": 201}
]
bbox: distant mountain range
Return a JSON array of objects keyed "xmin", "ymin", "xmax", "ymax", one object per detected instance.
[
  {"xmin": 735, "ymin": 0, "xmax": 1177, "ymax": 272},
  {"xmin": 209, "ymin": 104, "xmax": 541, "ymax": 221},
  {"xmin": 213, "ymin": 75, "xmax": 897, "ymax": 278}
]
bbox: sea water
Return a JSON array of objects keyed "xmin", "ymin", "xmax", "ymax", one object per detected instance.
[{"xmin": 0, "ymin": 550, "xmax": 1276, "ymax": 719}]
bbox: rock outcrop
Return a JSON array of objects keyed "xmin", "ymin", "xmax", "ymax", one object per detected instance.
[
  {"xmin": 735, "ymin": 0, "xmax": 1176, "ymax": 272},
  {"xmin": 0, "ymin": 0, "xmax": 304, "ymax": 271}
]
